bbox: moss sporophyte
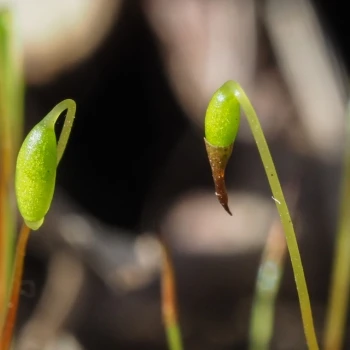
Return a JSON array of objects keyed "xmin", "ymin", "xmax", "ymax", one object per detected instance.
[
  {"xmin": 204, "ymin": 81, "xmax": 319, "ymax": 350},
  {"xmin": 0, "ymin": 99, "xmax": 76, "ymax": 349}
]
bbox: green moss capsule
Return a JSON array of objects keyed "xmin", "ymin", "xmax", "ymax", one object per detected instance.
[
  {"xmin": 15, "ymin": 99, "xmax": 76, "ymax": 230},
  {"xmin": 15, "ymin": 119, "xmax": 57, "ymax": 230},
  {"xmin": 205, "ymin": 81, "xmax": 241, "ymax": 147},
  {"xmin": 204, "ymin": 81, "xmax": 241, "ymax": 215}
]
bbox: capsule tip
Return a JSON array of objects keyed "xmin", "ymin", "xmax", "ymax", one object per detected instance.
[
  {"xmin": 215, "ymin": 189, "xmax": 232, "ymax": 215},
  {"xmin": 222, "ymin": 202, "xmax": 232, "ymax": 216},
  {"xmin": 25, "ymin": 218, "xmax": 44, "ymax": 231}
]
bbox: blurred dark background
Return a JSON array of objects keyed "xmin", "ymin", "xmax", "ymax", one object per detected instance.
[{"xmin": 4, "ymin": 0, "xmax": 350, "ymax": 349}]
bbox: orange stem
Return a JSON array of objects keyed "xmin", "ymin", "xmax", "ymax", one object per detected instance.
[
  {"xmin": 0, "ymin": 222, "xmax": 30, "ymax": 349},
  {"xmin": 161, "ymin": 237, "xmax": 178, "ymax": 326},
  {"xmin": 0, "ymin": 60, "xmax": 13, "ymax": 335},
  {"xmin": 0, "ymin": 152, "xmax": 10, "ymax": 329},
  {"xmin": 160, "ymin": 236, "xmax": 184, "ymax": 350}
]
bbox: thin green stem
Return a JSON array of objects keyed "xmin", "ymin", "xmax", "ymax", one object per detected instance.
[
  {"xmin": 250, "ymin": 184, "xmax": 299, "ymax": 350},
  {"xmin": 44, "ymin": 98, "xmax": 76, "ymax": 165},
  {"xmin": 1, "ymin": 8, "xmax": 24, "ymax": 294},
  {"xmin": 1, "ymin": 8, "xmax": 24, "ymax": 155},
  {"xmin": 323, "ymin": 101, "xmax": 350, "ymax": 350},
  {"xmin": 0, "ymin": 9, "xmax": 16, "ymax": 331},
  {"xmin": 226, "ymin": 80, "xmax": 319, "ymax": 350}
]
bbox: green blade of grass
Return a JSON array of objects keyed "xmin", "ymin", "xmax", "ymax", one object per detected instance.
[
  {"xmin": 0, "ymin": 6, "xmax": 24, "ymax": 335},
  {"xmin": 0, "ymin": 8, "xmax": 15, "ymax": 329}
]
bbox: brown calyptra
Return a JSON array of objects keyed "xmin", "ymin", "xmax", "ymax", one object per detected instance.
[{"xmin": 204, "ymin": 139, "xmax": 233, "ymax": 215}]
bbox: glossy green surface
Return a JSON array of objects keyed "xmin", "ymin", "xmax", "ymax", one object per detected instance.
[
  {"xmin": 15, "ymin": 121, "xmax": 57, "ymax": 230},
  {"xmin": 204, "ymin": 81, "xmax": 240, "ymax": 147}
]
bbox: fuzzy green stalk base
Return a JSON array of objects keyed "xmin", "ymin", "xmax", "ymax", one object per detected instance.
[
  {"xmin": 249, "ymin": 221, "xmax": 286, "ymax": 350},
  {"xmin": 226, "ymin": 81, "xmax": 319, "ymax": 350},
  {"xmin": 165, "ymin": 323, "xmax": 183, "ymax": 350},
  {"xmin": 323, "ymin": 102, "xmax": 350, "ymax": 350}
]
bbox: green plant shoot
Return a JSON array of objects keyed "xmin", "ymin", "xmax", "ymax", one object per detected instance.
[
  {"xmin": 15, "ymin": 99, "xmax": 76, "ymax": 230},
  {"xmin": 204, "ymin": 81, "xmax": 319, "ymax": 350}
]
